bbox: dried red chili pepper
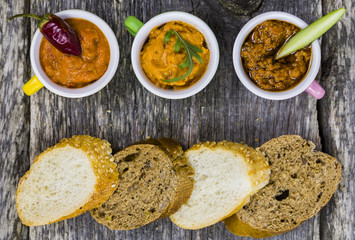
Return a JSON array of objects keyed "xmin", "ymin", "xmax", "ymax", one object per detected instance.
[{"xmin": 8, "ymin": 13, "xmax": 82, "ymax": 56}]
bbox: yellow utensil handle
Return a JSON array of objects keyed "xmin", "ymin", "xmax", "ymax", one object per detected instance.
[{"xmin": 23, "ymin": 75, "xmax": 44, "ymax": 96}]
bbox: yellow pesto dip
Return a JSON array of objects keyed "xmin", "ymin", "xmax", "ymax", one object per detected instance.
[{"xmin": 140, "ymin": 21, "xmax": 210, "ymax": 90}]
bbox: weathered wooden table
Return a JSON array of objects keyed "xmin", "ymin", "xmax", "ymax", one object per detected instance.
[{"xmin": 1, "ymin": 0, "xmax": 354, "ymax": 239}]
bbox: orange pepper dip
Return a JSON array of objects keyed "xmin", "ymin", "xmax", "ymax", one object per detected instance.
[
  {"xmin": 140, "ymin": 21, "xmax": 210, "ymax": 90},
  {"xmin": 40, "ymin": 18, "xmax": 110, "ymax": 88}
]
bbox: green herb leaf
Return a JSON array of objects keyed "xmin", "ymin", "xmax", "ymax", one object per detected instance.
[
  {"xmin": 276, "ymin": 8, "xmax": 346, "ymax": 59},
  {"xmin": 163, "ymin": 30, "xmax": 203, "ymax": 83}
]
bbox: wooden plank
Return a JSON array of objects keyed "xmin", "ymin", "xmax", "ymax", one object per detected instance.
[
  {"xmin": 192, "ymin": 0, "xmax": 323, "ymax": 239},
  {"xmin": 0, "ymin": 0, "xmax": 31, "ymax": 239},
  {"xmin": 11, "ymin": 0, "xmax": 345, "ymax": 240},
  {"xmin": 27, "ymin": 0, "xmax": 128, "ymax": 239},
  {"xmin": 0, "ymin": 0, "xmax": 31, "ymax": 240},
  {"xmin": 2, "ymin": 0, "xmax": 353, "ymax": 240},
  {"xmin": 27, "ymin": 0, "xmax": 194, "ymax": 240},
  {"xmin": 27, "ymin": 0, "xmax": 131, "ymax": 239},
  {"xmin": 250, "ymin": 2, "xmax": 323, "ymax": 240},
  {"xmin": 318, "ymin": 2, "xmax": 355, "ymax": 240}
]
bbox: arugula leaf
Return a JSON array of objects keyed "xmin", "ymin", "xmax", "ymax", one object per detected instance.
[{"xmin": 163, "ymin": 30, "xmax": 203, "ymax": 83}]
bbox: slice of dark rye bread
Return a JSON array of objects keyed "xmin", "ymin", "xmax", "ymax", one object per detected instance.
[
  {"xmin": 90, "ymin": 138, "xmax": 194, "ymax": 230},
  {"xmin": 224, "ymin": 135, "xmax": 341, "ymax": 238}
]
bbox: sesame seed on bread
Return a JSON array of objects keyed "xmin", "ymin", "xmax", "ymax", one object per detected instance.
[{"xmin": 16, "ymin": 135, "xmax": 118, "ymax": 226}]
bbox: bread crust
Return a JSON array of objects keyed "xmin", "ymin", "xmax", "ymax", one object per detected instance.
[
  {"xmin": 90, "ymin": 138, "xmax": 194, "ymax": 230},
  {"xmin": 131, "ymin": 138, "xmax": 195, "ymax": 218},
  {"xmin": 224, "ymin": 135, "xmax": 342, "ymax": 238},
  {"xmin": 170, "ymin": 141, "xmax": 270, "ymax": 229},
  {"xmin": 152, "ymin": 139, "xmax": 195, "ymax": 218},
  {"xmin": 224, "ymin": 213, "xmax": 284, "ymax": 238},
  {"xmin": 16, "ymin": 135, "xmax": 118, "ymax": 226}
]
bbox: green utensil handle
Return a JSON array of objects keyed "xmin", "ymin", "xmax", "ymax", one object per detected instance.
[{"xmin": 124, "ymin": 16, "xmax": 144, "ymax": 37}]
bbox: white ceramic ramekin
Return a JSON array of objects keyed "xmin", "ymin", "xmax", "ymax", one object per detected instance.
[
  {"xmin": 233, "ymin": 11, "xmax": 324, "ymax": 100},
  {"xmin": 129, "ymin": 11, "xmax": 219, "ymax": 99},
  {"xmin": 29, "ymin": 9, "xmax": 119, "ymax": 98}
]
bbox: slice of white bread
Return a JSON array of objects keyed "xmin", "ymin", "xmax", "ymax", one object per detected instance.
[
  {"xmin": 90, "ymin": 138, "xmax": 194, "ymax": 230},
  {"xmin": 224, "ymin": 135, "xmax": 342, "ymax": 238},
  {"xmin": 16, "ymin": 135, "xmax": 118, "ymax": 226},
  {"xmin": 169, "ymin": 141, "xmax": 270, "ymax": 229}
]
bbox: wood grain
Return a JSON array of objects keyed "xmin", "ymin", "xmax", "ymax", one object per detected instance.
[
  {"xmin": 188, "ymin": 0, "xmax": 323, "ymax": 239},
  {"xmin": 318, "ymin": 1, "xmax": 355, "ymax": 240},
  {"xmin": 0, "ymin": 0, "xmax": 353, "ymax": 239},
  {"xmin": 0, "ymin": 1, "xmax": 31, "ymax": 240}
]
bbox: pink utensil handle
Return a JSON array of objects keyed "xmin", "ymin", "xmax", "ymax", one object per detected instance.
[{"xmin": 306, "ymin": 80, "xmax": 325, "ymax": 99}]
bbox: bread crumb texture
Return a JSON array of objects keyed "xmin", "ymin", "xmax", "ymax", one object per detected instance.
[
  {"xmin": 224, "ymin": 135, "xmax": 341, "ymax": 238},
  {"xmin": 170, "ymin": 141, "xmax": 270, "ymax": 229},
  {"xmin": 90, "ymin": 138, "xmax": 194, "ymax": 230},
  {"xmin": 16, "ymin": 135, "xmax": 118, "ymax": 226}
]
